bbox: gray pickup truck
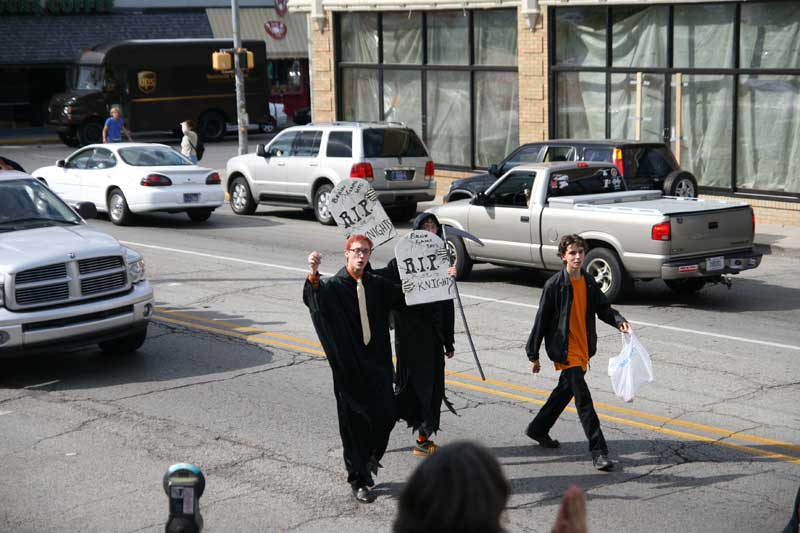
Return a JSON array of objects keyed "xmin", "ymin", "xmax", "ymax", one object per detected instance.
[{"xmin": 430, "ymin": 161, "xmax": 762, "ymax": 302}]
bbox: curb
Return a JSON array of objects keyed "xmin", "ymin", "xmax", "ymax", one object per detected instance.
[
  {"xmin": 754, "ymin": 242, "xmax": 798, "ymax": 258},
  {"xmin": 0, "ymin": 136, "xmax": 62, "ymax": 146}
]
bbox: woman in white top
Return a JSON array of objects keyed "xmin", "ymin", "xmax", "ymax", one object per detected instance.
[{"xmin": 180, "ymin": 120, "xmax": 199, "ymax": 163}]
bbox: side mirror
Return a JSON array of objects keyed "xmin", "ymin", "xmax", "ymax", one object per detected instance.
[
  {"xmin": 75, "ymin": 202, "xmax": 97, "ymax": 220},
  {"xmin": 488, "ymin": 164, "xmax": 499, "ymax": 176},
  {"xmin": 256, "ymin": 144, "xmax": 268, "ymax": 158},
  {"xmin": 57, "ymin": 159, "xmax": 66, "ymax": 168},
  {"xmin": 473, "ymin": 192, "xmax": 488, "ymax": 206}
]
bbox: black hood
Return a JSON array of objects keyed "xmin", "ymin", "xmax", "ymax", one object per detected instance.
[{"xmin": 412, "ymin": 212, "xmax": 443, "ymax": 239}]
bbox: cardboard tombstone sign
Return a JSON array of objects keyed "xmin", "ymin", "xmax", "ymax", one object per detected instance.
[
  {"xmin": 395, "ymin": 230, "xmax": 454, "ymax": 306},
  {"xmin": 329, "ymin": 179, "xmax": 396, "ymax": 247}
]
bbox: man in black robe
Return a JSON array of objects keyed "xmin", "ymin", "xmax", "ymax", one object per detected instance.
[
  {"xmin": 303, "ymin": 234, "xmax": 404, "ymax": 504},
  {"xmin": 374, "ymin": 213, "xmax": 457, "ymax": 456}
]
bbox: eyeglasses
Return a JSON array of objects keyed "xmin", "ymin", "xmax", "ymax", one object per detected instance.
[{"xmin": 347, "ymin": 248, "xmax": 372, "ymax": 256}]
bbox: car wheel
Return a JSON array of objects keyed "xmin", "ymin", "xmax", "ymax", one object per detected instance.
[
  {"xmin": 663, "ymin": 171, "xmax": 698, "ymax": 198},
  {"xmin": 58, "ymin": 131, "xmax": 80, "ymax": 147},
  {"xmin": 389, "ymin": 203, "xmax": 417, "ymax": 222},
  {"xmin": 187, "ymin": 208, "xmax": 213, "ymax": 222},
  {"xmin": 200, "ymin": 110, "xmax": 227, "ymax": 141},
  {"xmin": 446, "ymin": 234, "xmax": 473, "ymax": 281},
  {"xmin": 585, "ymin": 247, "xmax": 625, "ymax": 303},
  {"xmin": 314, "ymin": 183, "xmax": 336, "ymax": 225},
  {"xmin": 664, "ymin": 278, "xmax": 706, "ymax": 294},
  {"xmin": 259, "ymin": 117, "xmax": 277, "ymax": 134},
  {"xmin": 229, "ymin": 177, "xmax": 257, "ymax": 215},
  {"xmin": 77, "ymin": 120, "xmax": 104, "ymax": 146},
  {"xmin": 108, "ymin": 188, "xmax": 133, "ymax": 226},
  {"xmin": 98, "ymin": 328, "xmax": 147, "ymax": 354}
]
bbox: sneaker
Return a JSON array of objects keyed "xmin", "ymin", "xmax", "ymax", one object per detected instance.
[
  {"xmin": 525, "ymin": 427, "xmax": 560, "ymax": 448},
  {"xmin": 593, "ymin": 454, "xmax": 613, "ymax": 471},
  {"xmin": 413, "ymin": 439, "xmax": 438, "ymax": 457}
]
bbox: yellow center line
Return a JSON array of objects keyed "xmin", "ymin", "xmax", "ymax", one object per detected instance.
[
  {"xmin": 156, "ymin": 309, "xmax": 323, "ymax": 348},
  {"xmin": 445, "ymin": 378, "xmax": 800, "ymax": 465},
  {"xmin": 152, "ymin": 311, "xmax": 800, "ymax": 463},
  {"xmin": 444, "ymin": 369, "xmax": 800, "ymax": 453}
]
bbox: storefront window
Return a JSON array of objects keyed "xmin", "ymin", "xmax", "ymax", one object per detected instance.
[
  {"xmin": 475, "ymin": 72, "xmax": 518, "ymax": 167},
  {"xmin": 383, "ymin": 70, "xmax": 422, "ymax": 135},
  {"xmin": 555, "ymin": 7, "xmax": 606, "ymax": 67},
  {"xmin": 556, "ymin": 72, "xmax": 605, "ymax": 139},
  {"xmin": 609, "ymin": 72, "xmax": 665, "ymax": 142},
  {"xmin": 674, "ymin": 5, "xmax": 735, "ymax": 68},
  {"xmin": 671, "ymin": 75, "xmax": 733, "ymax": 188},
  {"xmin": 741, "ymin": 3, "xmax": 800, "ymax": 69},
  {"xmin": 612, "ymin": 6, "xmax": 668, "ymax": 68},
  {"xmin": 341, "ymin": 69, "xmax": 379, "ymax": 122},
  {"xmin": 737, "ymin": 75, "xmax": 800, "ymax": 193},
  {"xmin": 427, "ymin": 12, "xmax": 469, "ymax": 65},
  {"xmin": 426, "ymin": 71, "xmax": 470, "ymax": 167},
  {"xmin": 382, "ymin": 12, "xmax": 422, "ymax": 64},
  {"xmin": 474, "ymin": 10, "xmax": 517, "ymax": 66},
  {"xmin": 340, "ymin": 13, "xmax": 378, "ymax": 63}
]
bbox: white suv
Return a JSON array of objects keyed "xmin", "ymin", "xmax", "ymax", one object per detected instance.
[{"xmin": 225, "ymin": 122, "xmax": 436, "ymax": 224}]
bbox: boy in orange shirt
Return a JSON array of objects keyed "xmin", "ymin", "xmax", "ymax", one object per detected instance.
[{"xmin": 525, "ymin": 234, "xmax": 630, "ymax": 471}]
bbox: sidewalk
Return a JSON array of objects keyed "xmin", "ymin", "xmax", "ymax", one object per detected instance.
[
  {"xmin": 0, "ymin": 127, "xmax": 60, "ymax": 145},
  {"xmin": 753, "ymin": 223, "xmax": 800, "ymax": 258}
]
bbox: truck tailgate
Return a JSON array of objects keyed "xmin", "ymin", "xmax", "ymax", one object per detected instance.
[{"xmin": 669, "ymin": 206, "xmax": 753, "ymax": 256}]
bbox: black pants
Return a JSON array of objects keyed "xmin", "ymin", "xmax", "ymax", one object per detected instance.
[{"xmin": 528, "ymin": 366, "xmax": 608, "ymax": 457}]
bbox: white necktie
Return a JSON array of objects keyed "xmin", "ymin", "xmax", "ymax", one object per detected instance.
[{"xmin": 356, "ymin": 279, "xmax": 371, "ymax": 345}]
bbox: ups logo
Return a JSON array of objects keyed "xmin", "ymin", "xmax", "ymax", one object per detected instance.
[{"xmin": 138, "ymin": 71, "xmax": 157, "ymax": 94}]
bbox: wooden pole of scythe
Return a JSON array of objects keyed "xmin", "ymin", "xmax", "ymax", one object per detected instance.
[{"xmin": 441, "ymin": 225, "xmax": 486, "ymax": 381}]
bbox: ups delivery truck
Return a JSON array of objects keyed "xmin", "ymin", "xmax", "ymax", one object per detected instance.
[{"xmin": 48, "ymin": 39, "xmax": 270, "ymax": 146}]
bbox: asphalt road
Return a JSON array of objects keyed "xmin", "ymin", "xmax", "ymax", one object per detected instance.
[{"xmin": 1, "ymin": 141, "xmax": 799, "ymax": 532}]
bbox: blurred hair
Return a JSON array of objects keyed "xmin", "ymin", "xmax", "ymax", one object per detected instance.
[
  {"xmin": 558, "ymin": 234, "xmax": 586, "ymax": 259},
  {"xmin": 345, "ymin": 234, "xmax": 373, "ymax": 251},
  {"xmin": 183, "ymin": 119, "xmax": 195, "ymax": 129},
  {"xmin": 393, "ymin": 441, "xmax": 510, "ymax": 533}
]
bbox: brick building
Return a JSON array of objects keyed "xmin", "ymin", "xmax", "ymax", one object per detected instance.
[{"xmin": 287, "ymin": 0, "xmax": 800, "ymax": 225}]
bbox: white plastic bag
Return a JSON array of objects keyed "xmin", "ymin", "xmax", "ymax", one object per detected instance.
[{"xmin": 607, "ymin": 330, "xmax": 654, "ymax": 402}]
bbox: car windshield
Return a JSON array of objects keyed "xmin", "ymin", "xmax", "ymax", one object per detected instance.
[
  {"xmin": 0, "ymin": 179, "xmax": 82, "ymax": 231},
  {"xmin": 362, "ymin": 128, "xmax": 428, "ymax": 158},
  {"xmin": 118, "ymin": 147, "xmax": 192, "ymax": 166},
  {"xmin": 73, "ymin": 65, "xmax": 105, "ymax": 91}
]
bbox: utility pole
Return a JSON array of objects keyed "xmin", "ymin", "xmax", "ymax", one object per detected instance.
[{"xmin": 231, "ymin": 0, "xmax": 248, "ymax": 154}]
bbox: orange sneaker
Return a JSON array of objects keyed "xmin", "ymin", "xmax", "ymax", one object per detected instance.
[{"xmin": 413, "ymin": 439, "xmax": 438, "ymax": 457}]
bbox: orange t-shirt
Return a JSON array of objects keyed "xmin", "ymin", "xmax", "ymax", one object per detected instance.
[{"xmin": 555, "ymin": 276, "xmax": 589, "ymax": 371}]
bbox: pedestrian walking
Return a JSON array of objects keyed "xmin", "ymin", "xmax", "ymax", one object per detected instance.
[
  {"xmin": 525, "ymin": 234, "xmax": 630, "ymax": 471},
  {"xmin": 180, "ymin": 120, "xmax": 199, "ymax": 163},
  {"xmin": 303, "ymin": 235, "xmax": 405, "ymax": 503},
  {"xmin": 374, "ymin": 213, "xmax": 457, "ymax": 456},
  {"xmin": 102, "ymin": 106, "xmax": 131, "ymax": 144}
]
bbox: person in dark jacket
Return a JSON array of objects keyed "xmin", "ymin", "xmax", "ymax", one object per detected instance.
[
  {"xmin": 525, "ymin": 234, "xmax": 630, "ymax": 471},
  {"xmin": 304, "ymin": 234, "xmax": 405, "ymax": 504},
  {"xmin": 375, "ymin": 212, "xmax": 457, "ymax": 456}
]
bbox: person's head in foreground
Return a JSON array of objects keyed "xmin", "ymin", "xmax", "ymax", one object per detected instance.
[{"xmin": 394, "ymin": 440, "xmax": 510, "ymax": 533}]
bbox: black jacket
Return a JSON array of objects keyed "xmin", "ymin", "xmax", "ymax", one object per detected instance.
[{"xmin": 526, "ymin": 268, "xmax": 625, "ymax": 364}]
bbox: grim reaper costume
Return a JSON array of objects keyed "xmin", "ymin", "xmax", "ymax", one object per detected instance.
[
  {"xmin": 303, "ymin": 266, "xmax": 404, "ymax": 489},
  {"xmin": 375, "ymin": 213, "xmax": 456, "ymax": 440}
]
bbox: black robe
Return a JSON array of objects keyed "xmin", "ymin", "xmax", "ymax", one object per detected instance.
[
  {"xmin": 375, "ymin": 212, "xmax": 456, "ymax": 436},
  {"xmin": 303, "ymin": 266, "xmax": 403, "ymax": 487}
]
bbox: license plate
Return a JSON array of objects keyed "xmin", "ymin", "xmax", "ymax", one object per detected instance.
[
  {"xmin": 386, "ymin": 169, "xmax": 413, "ymax": 181},
  {"xmin": 184, "ymin": 193, "xmax": 200, "ymax": 203},
  {"xmin": 706, "ymin": 256, "xmax": 724, "ymax": 271}
]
